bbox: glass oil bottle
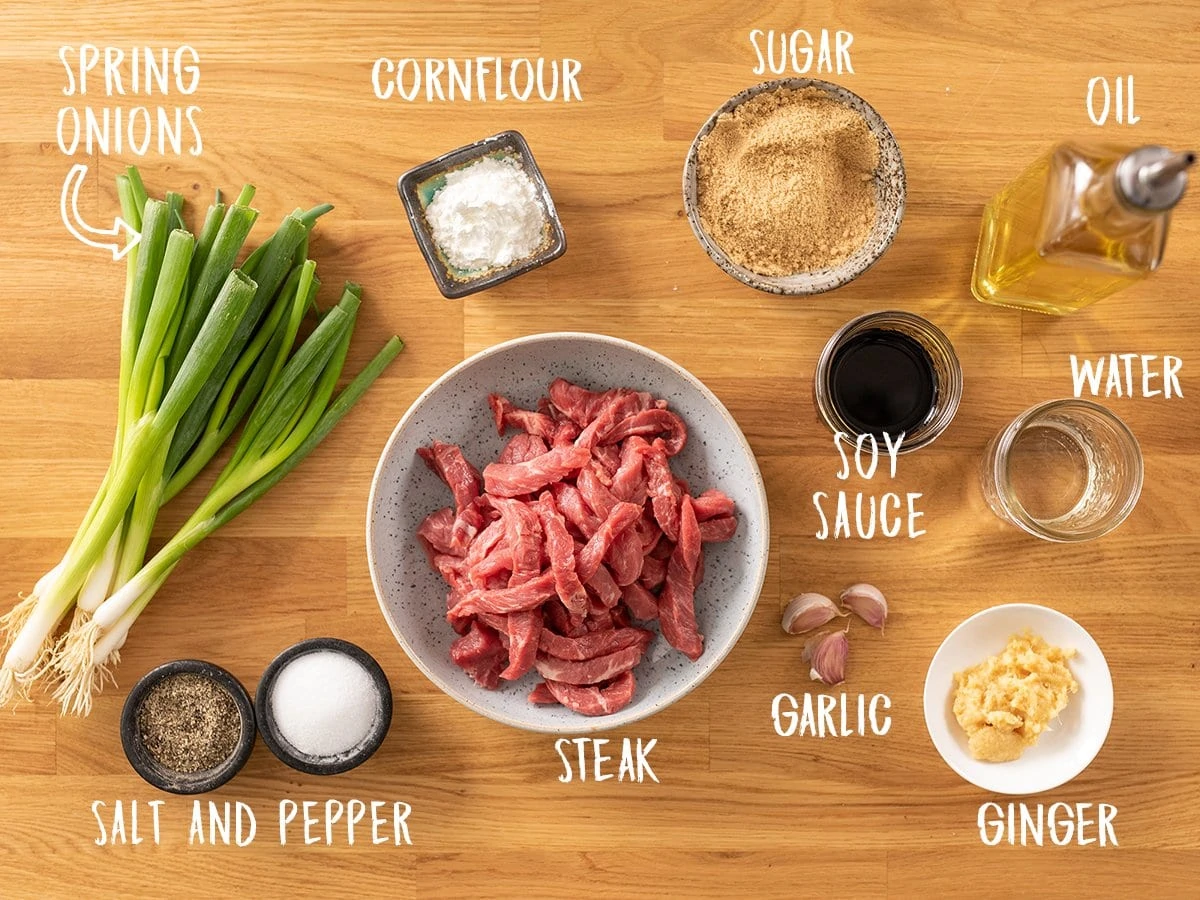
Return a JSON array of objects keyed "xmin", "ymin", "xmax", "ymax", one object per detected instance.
[{"xmin": 971, "ymin": 143, "xmax": 1194, "ymax": 315}]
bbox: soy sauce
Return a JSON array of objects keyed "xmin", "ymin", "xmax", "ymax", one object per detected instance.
[{"xmin": 828, "ymin": 328, "xmax": 937, "ymax": 440}]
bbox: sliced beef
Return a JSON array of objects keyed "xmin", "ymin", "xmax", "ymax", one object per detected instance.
[
  {"xmin": 539, "ymin": 626, "xmax": 654, "ymax": 661},
  {"xmin": 576, "ymin": 501, "xmax": 641, "ymax": 583},
  {"xmin": 449, "ymin": 570, "xmax": 556, "ymax": 620},
  {"xmin": 692, "ymin": 488, "xmax": 736, "ymax": 521},
  {"xmin": 542, "ymin": 671, "xmax": 637, "ymax": 716},
  {"xmin": 698, "ymin": 515, "xmax": 737, "ymax": 542},
  {"xmin": 604, "ymin": 408, "xmax": 687, "ymax": 456},
  {"xmin": 534, "ymin": 643, "xmax": 646, "ymax": 685},
  {"xmin": 491, "ymin": 497, "xmax": 543, "ymax": 585},
  {"xmin": 418, "ymin": 441, "xmax": 482, "ymax": 513},
  {"xmin": 483, "ymin": 445, "xmax": 590, "ymax": 498},
  {"xmin": 418, "ymin": 377, "xmax": 736, "ymax": 716},
  {"xmin": 498, "ymin": 433, "xmax": 549, "ymax": 465},
  {"xmin": 499, "ymin": 607, "xmax": 542, "ymax": 680},
  {"xmin": 417, "ymin": 507, "xmax": 458, "ymax": 556},
  {"xmin": 585, "ymin": 563, "xmax": 622, "ymax": 609},
  {"xmin": 450, "ymin": 621, "xmax": 507, "ymax": 688},
  {"xmin": 621, "ymin": 582, "xmax": 660, "ymax": 621},
  {"xmin": 488, "ymin": 393, "xmax": 558, "ymax": 439},
  {"xmin": 643, "ymin": 438, "xmax": 682, "ymax": 541},
  {"xmin": 658, "ymin": 494, "xmax": 704, "ymax": 660},
  {"xmin": 532, "ymin": 492, "xmax": 587, "ymax": 617}
]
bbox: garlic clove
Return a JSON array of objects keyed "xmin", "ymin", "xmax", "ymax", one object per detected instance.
[
  {"xmin": 840, "ymin": 583, "xmax": 888, "ymax": 632},
  {"xmin": 803, "ymin": 629, "xmax": 849, "ymax": 686},
  {"xmin": 781, "ymin": 592, "xmax": 845, "ymax": 635}
]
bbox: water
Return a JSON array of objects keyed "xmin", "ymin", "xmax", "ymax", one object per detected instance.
[{"xmin": 1005, "ymin": 424, "xmax": 1091, "ymax": 522}]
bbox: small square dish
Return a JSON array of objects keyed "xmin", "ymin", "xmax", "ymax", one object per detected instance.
[{"xmin": 397, "ymin": 130, "xmax": 567, "ymax": 299}]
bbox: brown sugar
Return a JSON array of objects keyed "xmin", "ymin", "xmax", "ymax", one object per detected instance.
[{"xmin": 696, "ymin": 87, "xmax": 880, "ymax": 276}]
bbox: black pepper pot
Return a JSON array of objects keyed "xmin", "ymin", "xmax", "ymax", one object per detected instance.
[{"xmin": 121, "ymin": 659, "xmax": 257, "ymax": 795}]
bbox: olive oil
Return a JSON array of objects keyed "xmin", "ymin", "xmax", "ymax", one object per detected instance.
[{"xmin": 972, "ymin": 143, "xmax": 1194, "ymax": 315}]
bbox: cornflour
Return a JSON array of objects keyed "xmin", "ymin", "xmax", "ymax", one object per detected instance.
[{"xmin": 425, "ymin": 155, "xmax": 548, "ymax": 272}]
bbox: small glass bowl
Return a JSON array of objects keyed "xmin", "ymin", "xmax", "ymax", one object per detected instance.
[
  {"xmin": 980, "ymin": 399, "xmax": 1143, "ymax": 542},
  {"xmin": 814, "ymin": 310, "xmax": 962, "ymax": 453}
]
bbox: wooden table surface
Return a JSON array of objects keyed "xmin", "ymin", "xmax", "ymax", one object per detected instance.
[{"xmin": 2, "ymin": 1, "xmax": 1198, "ymax": 897}]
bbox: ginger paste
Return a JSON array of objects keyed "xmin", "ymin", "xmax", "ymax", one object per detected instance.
[{"xmin": 952, "ymin": 632, "xmax": 1078, "ymax": 763}]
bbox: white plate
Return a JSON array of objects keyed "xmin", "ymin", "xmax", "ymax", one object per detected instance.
[
  {"xmin": 366, "ymin": 332, "xmax": 770, "ymax": 733},
  {"xmin": 923, "ymin": 603, "xmax": 1113, "ymax": 795}
]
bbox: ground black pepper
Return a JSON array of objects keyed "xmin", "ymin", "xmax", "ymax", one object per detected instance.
[{"xmin": 136, "ymin": 673, "xmax": 240, "ymax": 773}]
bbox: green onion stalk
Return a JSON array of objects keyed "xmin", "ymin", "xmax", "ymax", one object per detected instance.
[
  {"xmin": 54, "ymin": 289, "xmax": 403, "ymax": 714},
  {"xmin": 0, "ymin": 167, "xmax": 402, "ymax": 713}
]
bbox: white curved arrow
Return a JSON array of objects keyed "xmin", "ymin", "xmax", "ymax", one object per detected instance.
[{"xmin": 60, "ymin": 163, "xmax": 141, "ymax": 260}]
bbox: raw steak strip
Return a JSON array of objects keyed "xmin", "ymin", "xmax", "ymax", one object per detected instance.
[
  {"xmin": 529, "ymin": 682, "xmax": 557, "ymax": 704},
  {"xmin": 543, "ymin": 671, "xmax": 636, "ymax": 716},
  {"xmin": 532, "ymin": 493, "xmax": 587, "ymax": 616},
  {"xmin": 576, "ymin": 501, "xmax": 641, "ymax": 583},
  {"xmin": 698, "ymin": 516, "xmax": 737, "ymax": 542},
  {"xmin": 450, "ymin": 621, "xmax": 506, "ymax": 689},
  {"xmin": 534, "ymin": 643, "xmax": 646, "ymax": 685},
  {"xmin": 577, "ymin": 463, "xmax": 618, "ymax": 519},
  {"xmin": 586, "ymin": 564, "xmax": 622, "ymax": 609},
  {"xmin": 484, "ymin": 445, "xmax": 591, "ymax": 498},
  {"xmin": 550, "ymin": 482, "xmax": 601, "ymax": 538},
  {"xmin": 498, "ymin": 433, "xmax": 549, "ymax": 465},
  {"xmin": 639, "ymin": 555, "xmax": 667, "ymax": 591},
  {"xmin": 499, "ymin": 608, "xmax": 543, "ymax": 681},
  {"xmin": 621, "ymin": 582, "xmax": 660, "ymax": 621},
  {"xmin": 489, "ymin": 393, "xmax": 558, "ymax": 439},
  {"xmin": 644, "ymin": 438, "xmax": 682, "ymax": 541},
  {"xmin": 658, "ymin": 495, "xmax": 704, "ymax": 661},
  {"xmin": 539, "ymin": 626, "xmax": 654, "ymax": 661},
  {"xmin": 605, "ymin": 524, "xmax": 644, "ymax": 586},
  {"xmin": 492, "ymin": 498, "xmax": 543, "ymax": 585},
  {"xmin": 418, "ymin": 441, "xmax": 481, "ymax": 513},
  {"xmin": 604, "ymin": 408, "xmax": 687, "ymax": 456},
  {"xmin": 593, "ymin": 443, "xmax": 622, "ymax": 475},
  {"xmin": 692, "ymin": 488, "xmax": 736, "ymax": 521},
  {"xmin": 548, "ymin": 378, "xmax": 613, "ymax": 427},
  {"xmin": 417, "ymin": 507, "xmax": 458, "ymax": 556},
  {"xmin": 610, "ymin": 436, "xmax": 649, "ymax": 503},
  {"xmin": 449, "ymin": 571, "xmax": 556, "ymax": 619}
]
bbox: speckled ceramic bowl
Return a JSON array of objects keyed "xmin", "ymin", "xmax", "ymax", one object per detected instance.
[
  {"xmin": 682, "ymin": 78, "xmax": 906, "ymax": 295},
  {"xmin": 366, "ymin": 333, "xmax": 769, "ymax": 734}
]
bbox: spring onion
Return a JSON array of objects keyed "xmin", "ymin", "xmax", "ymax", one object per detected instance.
[{"xmin": 0, "ymin": 166, "xmax": 402, "ymax": 712}]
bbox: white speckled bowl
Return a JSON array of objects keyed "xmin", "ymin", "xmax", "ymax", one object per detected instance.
[{"xmin": 367, "ymin": 333, "xmax": 769, "ymax": 733}]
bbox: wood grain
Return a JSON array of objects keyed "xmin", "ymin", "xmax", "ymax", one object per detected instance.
[{"xmin": 2, "ymin": 1, "xmax": 1199, "ymax": 897}]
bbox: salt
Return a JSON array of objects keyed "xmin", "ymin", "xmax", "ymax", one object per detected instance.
[
  {"xmin": 424, "ymin": 155, "xmax": 548, "ymax": 272},
  {"xmin": 270, "ymin": 650, "xmax": 379, "ymax": 758}
]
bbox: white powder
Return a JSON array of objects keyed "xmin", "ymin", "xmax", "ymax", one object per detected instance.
[
  {"xmin": 424, "ymin": 155, "xmax": 548, "ymax": 272},
  {"xmin": 270, "ymin": 650, "xmax": 379, "ymax": 758}
]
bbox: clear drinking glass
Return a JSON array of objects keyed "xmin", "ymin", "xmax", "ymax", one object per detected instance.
[{"xmin": 980, "ymin": 399, "xmax": 1143, "ymax": 542}]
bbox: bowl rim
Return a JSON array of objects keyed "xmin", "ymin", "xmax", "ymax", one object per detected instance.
[
  {"xmin": 365, "ymin": 331, "xmax": 771, "ymax": 733},
  {"xmin": 682, "ymin": 77, "xmax": 906, "ymax": 296},
  {"xmin": 922, "ymin": 602, "xmax": 1114, "ymax": 795}
]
